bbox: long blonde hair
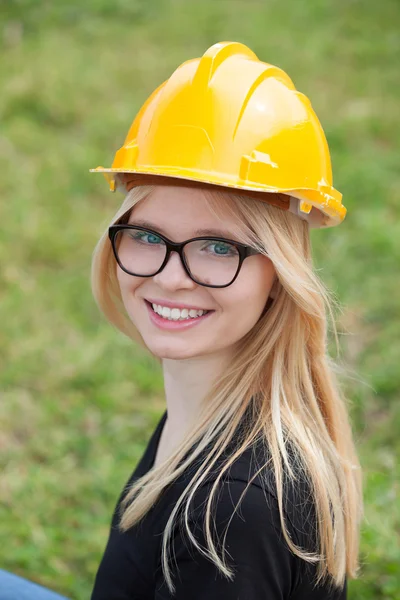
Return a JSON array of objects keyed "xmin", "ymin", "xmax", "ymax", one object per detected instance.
[{"xmin": 91, "ymin": 179, "xmax": 363, "ymax": 595}]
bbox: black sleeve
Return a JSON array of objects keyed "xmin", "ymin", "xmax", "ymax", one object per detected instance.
[{"xmin": 154, "ymin": 479, "xmax": 298, "ymax": 599}]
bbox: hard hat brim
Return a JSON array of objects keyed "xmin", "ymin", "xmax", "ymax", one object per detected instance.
[{"xmin": 89, "ymin": 167, "xmax": 345, "ymax": 228}]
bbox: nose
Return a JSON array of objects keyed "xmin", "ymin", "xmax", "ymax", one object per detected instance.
[{"xmin": 152, "ymin": 250, "xmax": 197, "ymax": 290}]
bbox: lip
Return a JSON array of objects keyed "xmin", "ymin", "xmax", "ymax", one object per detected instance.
[
  {"xmin": 144, "ymin": 300, "xmax": 215, "ymax": 331},
  {"xmin": 145, "ymin": 297, "xmax": 213, "ymax": 311}
]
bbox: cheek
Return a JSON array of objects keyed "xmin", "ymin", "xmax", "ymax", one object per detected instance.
[
  {"xmin": 237, "ymin": 258, "xmax": 275, "ymax": 308},
  {"xmin": 117, "ymin": 269, "xmax": 129, "ymax": 300},
  {"xmin": 216, "ymin": 259, "xmax": 275, "ymax": 322},
  {"xmin": 116, "ymin": 268, "xmax": 142, "ymax": 308}
]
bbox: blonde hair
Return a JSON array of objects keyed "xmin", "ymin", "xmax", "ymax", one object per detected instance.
[{"xmin": 91, "ymin": 179, "xmax": 363, "ymax": 595}]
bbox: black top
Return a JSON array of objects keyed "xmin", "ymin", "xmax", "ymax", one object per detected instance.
[{"xmin": 91, "ymin": 410, "xmax": 347, "ymax": 599}]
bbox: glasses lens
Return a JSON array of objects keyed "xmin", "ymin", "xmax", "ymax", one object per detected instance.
[
  {"xmin": 114, "ymin": 228, "xmax": 167, "ymax": 275},
  {"xmin": 184, "ymin": 239, "xmax": 240, "ymax": 286}
]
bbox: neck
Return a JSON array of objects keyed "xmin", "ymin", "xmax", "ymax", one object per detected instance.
[{"xmin": 161, "ymin": 349, "xmax": 232, "ymax": 446}]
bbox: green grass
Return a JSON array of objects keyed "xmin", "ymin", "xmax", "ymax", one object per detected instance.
[{"xmin": 1, "ymin": 0, "xmax": 399, "ymax": 597}]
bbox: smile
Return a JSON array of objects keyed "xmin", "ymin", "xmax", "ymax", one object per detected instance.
[
  {"xmin": 150, "ymin": 303, "xmax": 210, "ymax": 321},
  {"xmin": 144, "ymin": 300, "xmax": 214, "ymax": 331}
]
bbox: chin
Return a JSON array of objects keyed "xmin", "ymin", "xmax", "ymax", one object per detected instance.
[{"xmin": 144, "ymin": 338, "xmax": 206, "ymax": 361}]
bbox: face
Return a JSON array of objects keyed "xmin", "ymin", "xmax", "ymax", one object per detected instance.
[{"xmin": 116, "ymin": 185, "xmax": 276, "ymax": 361}]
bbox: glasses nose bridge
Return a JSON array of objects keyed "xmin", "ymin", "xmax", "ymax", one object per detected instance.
[
  {"xmin": 161, "ymin": 240, "xmax": 190, "ymax": 277},
  {"xmin": 167, "ymin": 238, "xmax": 186, "ymax": 252}
]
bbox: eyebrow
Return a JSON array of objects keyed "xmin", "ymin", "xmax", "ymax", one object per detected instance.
[{"xmin": 127, "ymin": 219, "xmax": 237, "ymax": 239}]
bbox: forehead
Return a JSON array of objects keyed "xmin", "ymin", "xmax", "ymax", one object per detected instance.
[{"xmin": 128, "ymin": 185, "xmax": 244, "ymax": 239}]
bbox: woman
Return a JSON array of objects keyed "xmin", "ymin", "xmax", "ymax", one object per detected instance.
[
  {"xmin": 0, "ymin": 40, "xmax": 363, "ymax": 600},
  {"xmin": 87, "ymin": 41, "xmax": 363, "ymax": 599}
]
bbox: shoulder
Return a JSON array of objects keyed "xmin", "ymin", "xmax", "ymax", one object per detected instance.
[
  {"xmin": 178, "ymin": 445, "xmax": 317, "ymax": 586},
  {"xmin": 180, "ymin": 440, "xmax": 320, "ymax": 581},
  {"xmin": 183, "ymin": 475, "xmax": 300, "ymax": 566},
  {"xmin": 175, "ymin": 433, "xmax": 318, "ymax": 554},
  {"xmin": 223, "ymin": 439, "xmax": 319, "ymax": 552},
  {"xmin": 163, "ymin": 477, "xmax": 299, "ymax": 599},
  {"xmin": 153, "ymin": 441, "xmax": 331, "ymax": 599}
]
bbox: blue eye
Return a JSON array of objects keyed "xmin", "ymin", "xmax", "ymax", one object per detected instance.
[
  {"xmin": 213, "ymin": 243, "xmax": 229, "ymax": 255},
  {"xmin": 202, "ymin": 241, "xmax": 238, "ymax": 257},
  {"xmin": 129, "ymin": 230, "xmax": 164, "ymax": 245}
]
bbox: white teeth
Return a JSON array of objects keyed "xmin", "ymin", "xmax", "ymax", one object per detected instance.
[{"xmin": 151, "ymin": 303, "xmax": 208, "ymax": 320}]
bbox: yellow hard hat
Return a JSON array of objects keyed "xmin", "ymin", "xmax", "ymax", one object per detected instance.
[{"xmin": 90, "ymin": 41, "xmax": 346, "ymax": 228}]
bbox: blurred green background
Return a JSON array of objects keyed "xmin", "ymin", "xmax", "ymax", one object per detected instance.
[{"xmin": 1, "ymin": 0, "xmax": 399, "ymax": 598}]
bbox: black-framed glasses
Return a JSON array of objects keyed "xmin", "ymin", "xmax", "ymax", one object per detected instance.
[{"xmin": 108, "ymin": 224, "xmax": 262, "ymax": 288}]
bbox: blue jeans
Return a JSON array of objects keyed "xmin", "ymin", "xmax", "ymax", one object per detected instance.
[{"xmin": 0, "ymin": 570, "xmax": 69, "ymax": 599}]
